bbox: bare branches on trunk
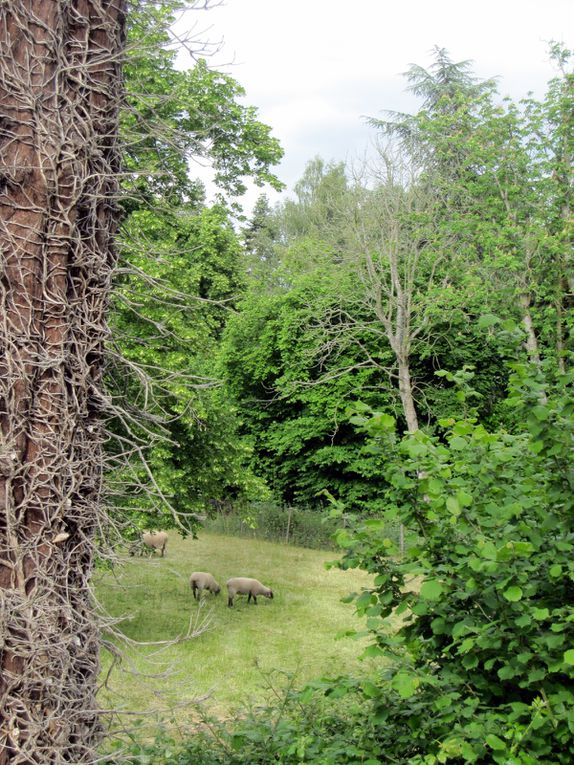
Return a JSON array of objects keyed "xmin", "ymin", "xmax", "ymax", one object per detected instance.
[
  {"xmin": 0, "ymin": 1, "xmax": 126, "ymax": 762},
  {"xmin": 345, "ymin": 149, "xmax": 447, "ymax": 434}
]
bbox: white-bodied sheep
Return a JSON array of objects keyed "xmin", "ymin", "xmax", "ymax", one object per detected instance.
[
  {"xmin": 142, "ymin": 530, "xmax": 168, "ymax": 557},
  {"xmin": 226, "ymin": 577, "xmax": 274, "ymax": 607},
  {"xmin": 190, "ymin": 571, "xmax": 221, "ymax": 600}
]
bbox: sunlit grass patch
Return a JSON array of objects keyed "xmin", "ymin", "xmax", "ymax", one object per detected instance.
[{"xmin": 96, "ymin": 531, "xmax": 384, "ymax": 730}]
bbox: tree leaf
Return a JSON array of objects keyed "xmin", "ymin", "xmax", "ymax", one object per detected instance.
[
  {"xmin": 485, "ymin": 734, "xmax": 506, "ymax": 751},
  {"xmin": 391, "ymin": 671, "xmax": 419, "ymax": 699},
  {"xmin": 503, "ymin": 586, "xmax": 523, "ymax": 602},
  {"xmin": 477, "ymin": 314, "xmax": 500, "ymax": 329},
  {"xmin": 420, "ymin": 579, "xmax": 444, "ymax": 600},
  {"xmin": 446, "ymin": 496, "xmax": 460, "ymax": 514}
]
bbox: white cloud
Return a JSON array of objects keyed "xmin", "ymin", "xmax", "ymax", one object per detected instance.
[{"xmin": 174, "ymin": 0, "xmax": 574, "ymax": 211}]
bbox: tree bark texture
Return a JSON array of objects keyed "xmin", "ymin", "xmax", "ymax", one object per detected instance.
[
  {"xmin": 0, "ymin": 2, "xmax": 125, "ymax": 762},
  {"xmin": 519, "ymin": 294, "xmax": 541, "ymax": 366},
  {"xmin": 397, "ymin": 358, "xmax": 419, "ymax": 434}
]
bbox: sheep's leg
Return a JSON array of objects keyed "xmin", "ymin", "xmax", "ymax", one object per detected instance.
[
  {"xmin": 252, "ymin": 594, "xmax": 257, "ymax": 605},
  {"xmin": 192, "ymin": 584, "xmax": 198, "ymax": 601},
  {"xmin": 227, "ymin": 596, "xmax": 234, "ymax": 607}
]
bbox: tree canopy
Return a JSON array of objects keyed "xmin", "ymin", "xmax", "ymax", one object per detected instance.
[{"xmin": 104, "ymin": 0, "xmax": 284, "ymax": 536}]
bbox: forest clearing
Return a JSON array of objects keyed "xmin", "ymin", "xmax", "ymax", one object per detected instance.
[
  {"xmin": 0, "ymin": 1, "xmax": 573, "ymax": 764},
  {"xmin": 96, "ymin": 532, "xmax": 379, "ymax": 727}
]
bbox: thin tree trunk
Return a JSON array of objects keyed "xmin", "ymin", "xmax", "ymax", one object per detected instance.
[
  {"xmin": 518, "ymin": 293, "xmax": 547, "ymax": 404},
  {"xmin": 396, "ymin": 357, "xmax": 418, "ymax": 556},
  {"xmin": 556, "ymin": 292, "xmax": 566, "ymax": 375},
  {"xmin": 0, "ymin": 2, "xmax": 125, "ymax": 763},
  {"xmin": 520, "ymin": 293, "xmax": 542, "ymax": 366},
  {"xmin": 397, "ymin": 358, "xmax": 419, "ymax": 433}
]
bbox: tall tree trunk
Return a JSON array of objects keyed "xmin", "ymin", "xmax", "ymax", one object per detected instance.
[
  {"xmin": 519, "ymin": 292, "xmax": 548, "ymax": 404},
  {"xmin": 556, "ymin": 290, "xmax": 566, "ymax": 376},
  {"xmin": 0, "ymin": 2, "xmax": 125, "ymax": 763},
  {"xmin": 397, "ymin": 356, "xmax": 418, "ymax": 555},
  {"xmin": 397, "ymin": 357, "xmax": 419, "ymax": 433},
  {"xmin": 520, "ymin": 293, "xmax": 542, "ymax": 365}
]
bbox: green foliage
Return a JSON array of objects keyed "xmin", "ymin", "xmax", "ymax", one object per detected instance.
[
  {"xmin": 223, "ymin": 146, "xmax": 513, "ymax": 510},
  {"xmin": 380, "ymin": 46, "xmax": 574, "ymax": 378},
  {"xmin": 101, "ymin": 671, "xmax": 384, "ymax": 765},
  {"xmin": 108, "ymin": 203, "xmax": 262, "ymax": 530},
  {"xmin": 220, "ymin": 270, "xmax": 396, "ymax": 510},
  {"xmin": 136, "ymin": 364, "xmax": 574, "ymax": 765},
  {"xmin": 242, "ymin": 194, "xmax": 283, "ymax": 289},
  {"xmin": 368, "ymin": 46, "xmax": 498, "ymax": 186},
  {"xmin": 105, "ymin": 1, "xmax": 285, "ymax": 534},
  {"xmin": 123, "ymin": 2, "xmax": 284, "ymax": 203},
  {"xmin": 282, "ymin": 157, "xmax": 352, "ymax": 251},
  {"xmin": 204, "ymin": 501, "xmax": 341, "ymax": 549},
  {"xmin": 332, "ymin": 363, "xmax": 574, "ymax": 763},
  {"xmin": 224, "ymin": 48, "xmax": 574, "ymax": 522}
]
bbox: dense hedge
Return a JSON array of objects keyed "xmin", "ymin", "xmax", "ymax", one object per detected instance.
[{"xmin": 204, "ymin": 501, "xmax": 342, "ymax": 550}]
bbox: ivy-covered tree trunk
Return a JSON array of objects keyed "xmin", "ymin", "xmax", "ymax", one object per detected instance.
[{"xmin": 0, "ymin": 2, "xmax": 125, "ymax": 762}]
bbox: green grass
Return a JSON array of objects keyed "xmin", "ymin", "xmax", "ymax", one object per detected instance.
[{"xmin": 95, "ymin": 531, "xmax": 379, "ymax": 732}]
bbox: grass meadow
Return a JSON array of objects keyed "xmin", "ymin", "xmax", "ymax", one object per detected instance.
[{"xmin": 95, "ymin": 531, "xmax": 379, "ymax": 736}]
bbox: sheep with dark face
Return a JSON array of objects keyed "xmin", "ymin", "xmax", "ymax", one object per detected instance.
[
  {"xmin": 190, "ymin": 571, "xmax": 221, "ymax": 600},
  {"xmin": 142, "ymin": 531, "xmax": 168, "ymax": 557},
  {"xmin": 226, "ymin": 577, "xmax": 274, "ymax": 607}
]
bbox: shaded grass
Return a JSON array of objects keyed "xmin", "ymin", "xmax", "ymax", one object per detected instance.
[{"xmin": 96, "ymin": 532, "xmax": 379, "ymax": 731}]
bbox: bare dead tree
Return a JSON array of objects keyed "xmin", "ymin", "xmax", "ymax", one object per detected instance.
[
  {"xmin": 301, "ymin": 145, "xmax": 448, "ymax": 435},
  {"xmin": 0, "ymin": 2, "xmax": 126, "ymax": 762}
]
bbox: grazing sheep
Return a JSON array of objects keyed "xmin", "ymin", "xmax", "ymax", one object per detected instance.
[
  {"xmin": 226, "ymin": 577, "xmax": 274, "ymax": 607},
  {"xmin": 190, "ymin": 571, "xmax": 221, "ymax": 600},
  {"xmin": 142, "ymin": 530, "xmax": 168, "ymax": 557}
]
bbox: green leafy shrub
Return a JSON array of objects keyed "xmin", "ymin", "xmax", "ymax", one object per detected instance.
[
  {"xmin": 204, "ymin": 501, "xmax": 342, "ymax": 549},
  {"xmin": 103, "ymin": 363, "xmax": 574, "ymax": 765},
  {"xmin": 101, "ymin": 672, "xmax": 383, "ymax": 765},
  {"xmin": 334, "ymin": 363, "xmax": 574, "ymax": 763}
]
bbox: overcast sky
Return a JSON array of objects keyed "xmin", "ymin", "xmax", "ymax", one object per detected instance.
[{"xmin": 176, "ymin": 0, "xmax": 574, "ymax": 210}]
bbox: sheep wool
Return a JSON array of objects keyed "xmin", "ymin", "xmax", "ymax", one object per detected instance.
[
  {"xmin": 226, "ymin": 577, "xmax": 274, "ymax": 607},
  {"xmin": 190, "ymin": 571, "xmax": 221, "ymax": 600},
  {"xmin": 142, "ymin": 530, "xmax": 168, "ymax": 557}
]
